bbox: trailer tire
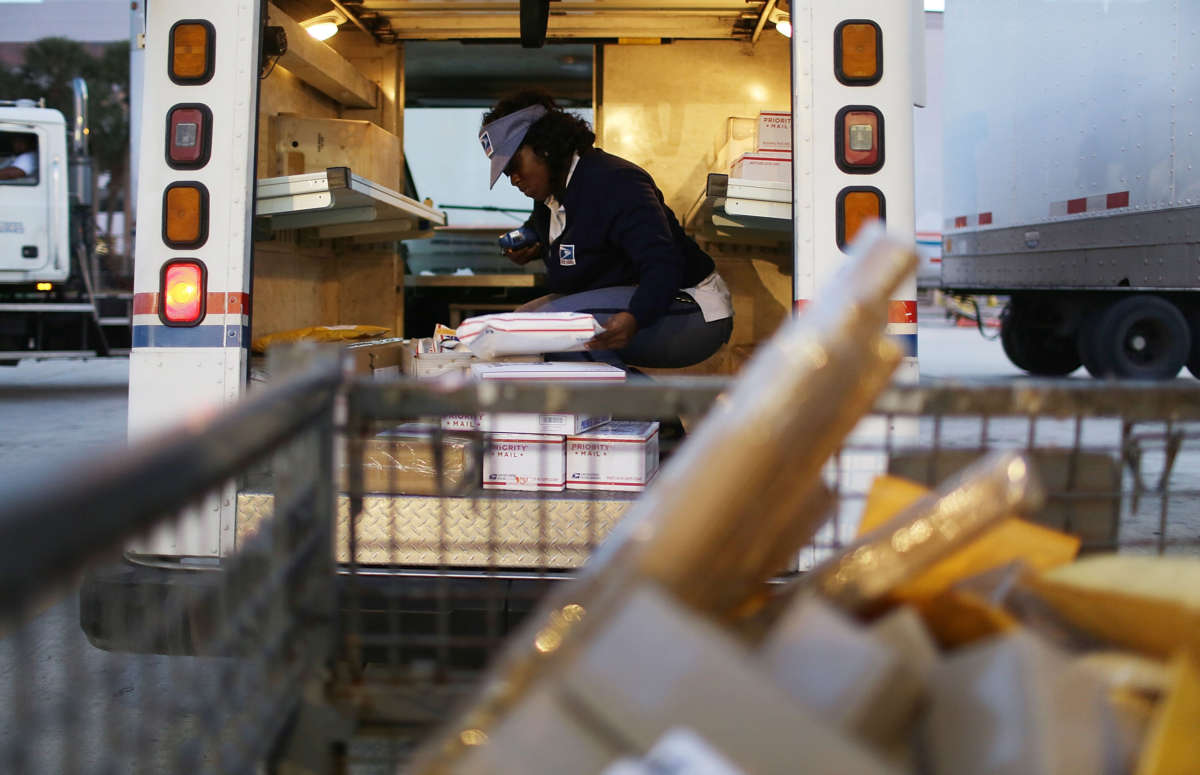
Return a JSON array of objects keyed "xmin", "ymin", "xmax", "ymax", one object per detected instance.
[
  {"xmin": 1183, "ymin": 307, "xmax": 1200, "ymax": 379},
  {"xmin": 1092, "ymin": 296, "xmax": 1188, "ymax": 380},
  {"xmin": 999, "ymin": 300, "xmax": 1082, "ymax": 376},
  {"xmin": 1078, "ymin": 306, "xmax": 1112, "ymax": 378}
]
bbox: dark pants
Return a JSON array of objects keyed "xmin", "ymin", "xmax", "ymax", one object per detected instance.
[{"xmin": 535, "ymin": 286, "xmax": 733, "ymax": 369}]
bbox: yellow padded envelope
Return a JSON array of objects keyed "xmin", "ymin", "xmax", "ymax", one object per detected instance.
[
  {"xmin": 1029, "ymin": 555, "xmax": 1200, "ymax": 662},
  {"xmin": 1136, "ymin": 654, "xmax": 1200, "ymax": 775}
]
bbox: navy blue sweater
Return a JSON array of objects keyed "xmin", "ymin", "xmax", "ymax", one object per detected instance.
[{"xmin": 524, "ymin": 148, "xmax": 715, "ymax": 329}]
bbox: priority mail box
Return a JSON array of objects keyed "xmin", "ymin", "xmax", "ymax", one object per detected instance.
[
  {"xmin": 567, "ymin": 421, "xmax": 660, "ymax": 492},
  {"xmin": 480, "ymin": 413, "xmax": 609, "ymax": 436},
  {"xmin": 730, "ymin": 153, "xmax": 792, "ymax": 184},
  {"xmin": 482, "ymin": 432, "xmax": 565, "ymax": 491},
  {"xmin": 441, "ymin": 414, "xmax": 479, "ymax": 431},
  {"xmin": 471, "ymin": 361, "xmax": 624, "ymax": 435},
  {"xmin": 756, "ymin": 110, "xmax": 792, "ymax": 151},
  {"xmin": 560, "ymin": 584, "xmax": 898, "ymax": 775}
]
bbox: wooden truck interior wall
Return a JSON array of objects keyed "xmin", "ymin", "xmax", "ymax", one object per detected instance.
[
  {"xmin": 253, "ymin": 2, "xmax": 407, "ymax": 344},
  {"xmin": 600, "ymin": 36, "xmax": 792, "ymax": 376}
]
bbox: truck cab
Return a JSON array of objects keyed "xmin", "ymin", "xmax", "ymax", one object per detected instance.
[{"xmin": 0, "ymin": 104, "xmax": 69, "ymax": 286}]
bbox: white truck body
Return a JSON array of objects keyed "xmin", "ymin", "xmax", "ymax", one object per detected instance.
[
  {"xmin": 941, "ymin": 0, "xmax": 1200, "ymax": 380},
  {"xmin": 943, "ymin": 0, "xmax": 1200, "ymax": 240},
  {"xmin": 0, "ymin": 106, "xmax": 70, "ymax": 284}
]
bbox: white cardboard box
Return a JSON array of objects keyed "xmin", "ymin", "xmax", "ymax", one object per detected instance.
[
  {"xmin": 724, "ymin": 197, "xmax": 791, "ymax": 220},
  {"xmin": 442, "ymin": 414, "xmax": 479, "ymax": 431},
  {"xmin": 482, "ymin": 432, "xmax": 566, "ymax": 491},
  {"xmin": 927, "ymin": 631, "xmax": 1117, "ymax": 775},
  {"xmin": 481, "ymin": 413, "xmax": 609, "ymax": 435},
  {"xmin": 726, "ymin": 176, "xmax": 792, "ymax": 203},
  {"xmin": 561, "ymin": 584, "xmax": 897, "ymax": 775},
  {"xmin": 469, "ymin": 361, "xmax": 627, "ymax": 382},
  {"xmin": 471, "ymin": 361, "xmax": 625, "ymax": 435},
  {"xmin": 756, "ymin": 111, "xmax": 792, "ymax": 151},
  {"xmin": 567, "ymin": 421, "xmax": 660, "ymax": 492},
  {"xmin": 456, "ymin": 683, "xmax": 620, "ymax": 775},
  {"xmin": 760, "ymin": 594, "xmax": 910, "ymax": 745},
  {"xmin": 729, "ymin": 153, "xmax": 792, "ymax": 184}
]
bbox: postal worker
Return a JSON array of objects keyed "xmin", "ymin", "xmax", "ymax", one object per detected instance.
[{"xmin": 479, "ymin": 90, "xmax": 733, "ymax": 369}]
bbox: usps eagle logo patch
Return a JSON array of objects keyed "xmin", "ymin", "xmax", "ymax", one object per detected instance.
[
  {"xmin": 479, "ymin": 131, "xmax": 493, "ymax": 158},
  {"xmin": 559, "ymin": 244, "xmax": 576, "ymax": 266}
]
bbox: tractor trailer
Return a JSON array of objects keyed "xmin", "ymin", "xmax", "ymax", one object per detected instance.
[{"xmin": 941, "ymin": 0, "xmax": 1200, "ymax": 380}]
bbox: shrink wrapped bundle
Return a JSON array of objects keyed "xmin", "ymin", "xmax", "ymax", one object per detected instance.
[
  {"xmin": 806, "ymin": 450, "xmax": 1046, "ymax": 612},
  {"xmin": 456, "ymin": 312, "xmax": 603, "ymax": 358}
]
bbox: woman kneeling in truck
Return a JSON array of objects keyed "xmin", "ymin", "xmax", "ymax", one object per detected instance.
[{"xmin": 479, "ymin": 90, "xmax": 733, "ymax": 369}]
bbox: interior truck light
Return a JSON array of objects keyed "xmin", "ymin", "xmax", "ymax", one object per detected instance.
[
  {"xmin": 169, "ymin": 21, "xmax": 215, "ymax": 84},
  {"xmin": 836, "ymin": 106, "xmax": 884, "ymax": 174},
  {"xmin": 166, "ymin": 104, "xmax": 212, "ymax": 170},
  {"xmin": 160, "ymin": 259, "xmax": 207, "ymax": 326},
  {"xmin": 835, "ymin": 20, "xmax": 882, "ymax": 85},
  {"xmin": 162, "ymin": 182, "xmax": 209, "ymax": 248},
  {"xmin": 837, "ymin": 187, "xmax": 885, "ymax": 251}
]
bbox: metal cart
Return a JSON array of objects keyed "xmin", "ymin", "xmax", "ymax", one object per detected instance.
[{"xmin": 2, "ymin": 349, "xmax": 1199, "ymax": 773}]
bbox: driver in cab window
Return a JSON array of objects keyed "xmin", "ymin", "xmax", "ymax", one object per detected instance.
[{"xmin": 0, "ymin": 133, "xmax": 37, "ymax": 182}]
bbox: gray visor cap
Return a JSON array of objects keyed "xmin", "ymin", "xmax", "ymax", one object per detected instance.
[{"xmin": 478, "ymin": 104, "xmax": 548, "ymax": 189}]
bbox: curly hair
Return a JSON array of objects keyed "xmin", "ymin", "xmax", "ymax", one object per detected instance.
[{"xmin": 482, "ymin": 89, "xmax": 595, "ymax": 194}]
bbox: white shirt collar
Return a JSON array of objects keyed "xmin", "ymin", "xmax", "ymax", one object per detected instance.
[{"xmin": 544, "ymin": 152, "xmax": 581, "ymax": 210}]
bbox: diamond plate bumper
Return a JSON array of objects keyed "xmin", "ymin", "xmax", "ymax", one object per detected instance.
[{"xmin": 236, "ymin": 492, "xmax": 633, "ymax": 568}]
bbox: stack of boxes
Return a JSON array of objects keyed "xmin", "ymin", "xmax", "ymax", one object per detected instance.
[
  {"xmin": 727, "ymin": 110, "xmax": 792, "ymax": 220},
  {"xmin": 467, "ymin": 362, "xmax": 661, "ymax": 493},
  {"xmin": 354, "ymin": 340, "xmax": 665, "ymax": 496}
]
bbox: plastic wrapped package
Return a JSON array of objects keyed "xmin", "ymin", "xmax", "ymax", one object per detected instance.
[
  {"xmin": 852, "ymin": 473, "xmax": 1079, "ymax": 605},
  {"xmin": 338, "ymin": 426, "xmax": 477, "ymax": 496},
  {"xmin": 250, "ymin": 324, "xmax": 390, "ymax": 354},
  {"xmin": 456, "ymin": 312, "xmax": 602, "ymax": 358},
  {"xmin": 806, "ymin": 450, "xmax": 1046, "ymax": 613}
]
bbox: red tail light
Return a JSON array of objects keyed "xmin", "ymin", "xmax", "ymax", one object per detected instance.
[{"xmin": 160, "ymin": 260, "xmax": 206, "ymax": 326}]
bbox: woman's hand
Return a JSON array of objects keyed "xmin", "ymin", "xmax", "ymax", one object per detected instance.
[
  {"xmin": 588, "ymin": 312, "xmax": 638, "ymax": 351},
  {"xmin": 504, "ymin": 242, "xmax": 543, "ymax": 266}
]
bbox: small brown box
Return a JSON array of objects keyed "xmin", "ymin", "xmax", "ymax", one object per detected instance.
[{"xmin": 346, "ymin": 338, "xmax": 405, "ymax": 378}]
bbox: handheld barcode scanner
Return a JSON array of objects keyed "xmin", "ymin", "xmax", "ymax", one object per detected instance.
[{"xmin": 498, "ymin": 225, "xmax": 538, "ymax": 251}]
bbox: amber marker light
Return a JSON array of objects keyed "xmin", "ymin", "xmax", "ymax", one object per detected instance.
[
  {"xmin": 162, "ymin": 183, "xmax": 208, "ymax": 248},
  {"xmin": 159, "ymin": 259, "xmax": 206, "ymax": 326},
  {"xmin": 837, "ymin": 187, "xmax": 885, "ymax": 251},
  {"xmin": 835, "ymin": 20, "xmax": 882, "ymax": 85},
  {"xmin": 169, "ymin": 21, "xmax": 215, "ymax": 84}
]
